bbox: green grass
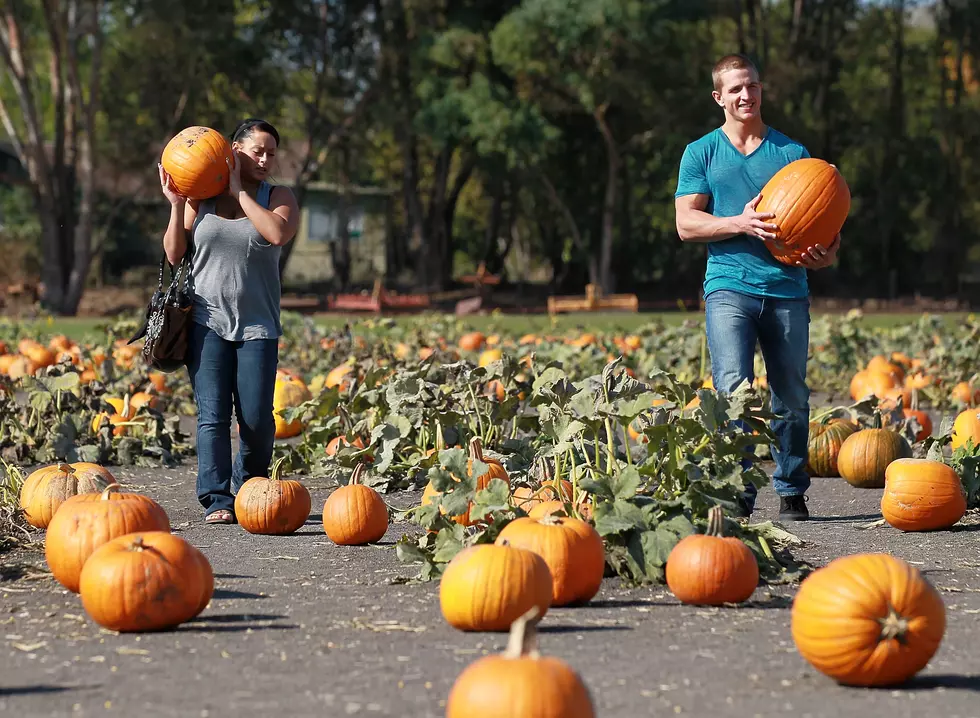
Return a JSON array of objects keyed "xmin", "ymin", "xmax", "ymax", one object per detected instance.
[{"xmin": 6, "ymin": 309, "xmax": 972, "ymax": 343}]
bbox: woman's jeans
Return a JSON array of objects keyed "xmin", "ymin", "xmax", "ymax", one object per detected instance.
[
  {"xmin": 705, "ymin": 290, "xmax": 811, "ymax": 510},
  {"xmin": 186, "ymin": 322, "xmax": 279, "ymax": 515}
]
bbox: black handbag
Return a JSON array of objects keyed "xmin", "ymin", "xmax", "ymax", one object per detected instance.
[{"xmin": 128, "ymin": 252, "xmax": 194, "ymax": 373}]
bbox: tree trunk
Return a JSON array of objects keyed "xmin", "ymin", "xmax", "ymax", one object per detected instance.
[
  {"xmin": 594, "ymin": 104, "xmax": 620, "ymax": 294},
  {"xmin": 481, "ymin": 176, "xmax": 505, "ymax": 270}
]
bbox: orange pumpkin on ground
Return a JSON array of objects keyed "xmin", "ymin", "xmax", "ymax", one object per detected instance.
[
  {"xmin": 665, "ymin": 506, "xmax": 759, "ymax": 605},
  {"xmin": 445, "ymin": 608, "xmax": 595, "ymax": 718},
  {"xmin": 881, "ymin": 459, "xmax": 966, "ymax": 532},
  {"xmin": 951, "ymin": 409, "xmax": 980, "ymax": 451},
  {"xmin": 161, "ymin": 126, "xmax": 234, "ymax": 199},
  {"xmin": 45, "ymin": 484, "xmax": 171, "ymax": 592},
  {"xmin": 837, "ymin": 412, "xmax": 912, "ymax": 489},
  {"xmin": 495, "ymin": 515, "xmax": 605, "ymax": 607},
  {"xmin": 235, "ymin": 458, "xmax": 311, "ymax": 535},
  {"xmin": 322, "ymin": 464, "xmax": 389, "ymax": 545},
  {"xmin": 791, "ymin": 553, "xmax": 945, "ymax": 686},
  {"xmin": 806, "ymin": 419, "xmax": 858, "ymax": 477},
  {"xmin": 272, "ymin": 373, "xmax": 312, "ymax": 439},
  {"xmin": 79, "ymin": 531, "xmax": 214, "ymax": 632},
  {"xmin": 19, "ymin": 463, "xmax": 116, "ymax": 529},
  {"xmin": 440, "ymin": 543, "xmax": 553, "ymax": 632},
  {"xmin": 421, "ymin": 437, "xmax": 510, "ymax": 526},
  {"xmin": 755, "ymin": 158, "xmax": 850, "ymax": 266}
]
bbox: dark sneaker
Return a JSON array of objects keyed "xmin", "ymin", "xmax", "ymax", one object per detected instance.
[{"xmin": 779, "ymin": 494, "xmax": 809, "ymax": 521}]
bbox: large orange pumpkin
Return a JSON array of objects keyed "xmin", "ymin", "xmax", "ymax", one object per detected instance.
[
  {"xmin": 494, "ymin": 515, "xmax": 605, "ymax": 607},
  {"xmin": 161, "ymin": 126, "xmax": 235, "ymax": 200},
  {"xmin": 19, "ymin": 463, "xmax": 115, "ymax": 529},
  {"xmin": 791, "ymin": 553, "xmax": 945, "ymax": 686},
  {"xmin": 837, "ymin": 413, "xmax": 912, "ymax": 489},
  {"xmin": 79, "ymin": 531, "xmax": 214, "ymax": 632},
  {"xmin": 440, "ymin": 543, "xmax": 553, "ymax": 632},
  {"xmin": 665, "ymin": 506, "xmax": 759, "ymax": 605},
  {"xmin": 45, "ymin": 484, "xmax": 171, "ymax": 592},
  {"xmin": 445, "ymin": 608, "xmax": 595, "ymax": 718},
  {"xmin": 881, "ymin": 459, "xmax": 966, "ymax": 532},
  {"xmin": 755, "ymin": 158, "xmax": 850, "ymax": 266}
]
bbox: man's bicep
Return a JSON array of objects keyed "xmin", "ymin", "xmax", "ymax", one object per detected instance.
[{"xmin": 675, "ymin": 193, "xmax": 710, "ymax": 216}]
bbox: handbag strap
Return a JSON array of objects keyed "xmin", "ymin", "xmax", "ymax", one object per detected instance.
[{"xmin": 159, "ymin": 245, "xmax": 193, "ymax": 293}]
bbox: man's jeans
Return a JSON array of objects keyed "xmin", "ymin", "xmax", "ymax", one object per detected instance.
[
  {"xmin": 186, "ymin": 322, "xmax": 279, "ymax": 515},
  {"xmin": 704, "ymin": 290, "xmax": 811, "ymax": 510}
]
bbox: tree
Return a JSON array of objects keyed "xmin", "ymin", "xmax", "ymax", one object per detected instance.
[{"xmin": 0, "ymin": 0, "xmax": 104, "ymax": 315}]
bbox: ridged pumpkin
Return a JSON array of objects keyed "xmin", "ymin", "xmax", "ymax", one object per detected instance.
[
  {"xmin": 160, "ymin": 126, "xmax": 234, "ymax": 200},
  {"xmin": 79, "ymin": 531, "xmax": 214, "ymax": 632},
  {"xmin": 665, "ymin": 506, "xmax": 759, "ymax": 605},
  {"xmin": 440, "ymin": 543, "xmax": 553, "ymax": 632},
  {"xmin": 756, "ymin": 158, "xmax": 850, "ymax": 266},
  {"xmin": 881, "ymin": 459, "xmax": 966, "ymax": 532},
  {"xmin": 20, "ymin": 463, "xmax": 115, "ymax": 529},
  {"xmin": 806, "ymin": 419, "xmax": 858, "ymax": 477},
  {"xmin": 837, "ymin": 413, "xmax": 912, "ymax": 489},
  {"xmin": 791, "ymin": 553, "xmax": 945, "ymax": 686},
  {"xmin": 45, "ymin": 484, "xmax": 171, "ymax": 592},
  {"xmin": 495, "ymin": 515, "xmax": 605, "ymax": 607},
  {"xmin": 421, "ymin": 437, "xmax": 510, "ymax": 526},
  {"xmin": 272, "ymin": 372, "xmax": 312, "ymax": 439},
  {"xmin": 322, "ymin": 464, "xmax": 389, "ymax": 545},
  {"xmin": 235, "ymin": 457, "xmax": 311, "ymax": 535},
  {"xmin": 445, "ymin": 608, "xmax": 595, "ymax": 718}
]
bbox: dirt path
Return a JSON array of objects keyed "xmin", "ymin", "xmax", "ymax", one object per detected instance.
[{"xmin": 2, "ymin": 465, "xmax": 979, "ymax": 718}]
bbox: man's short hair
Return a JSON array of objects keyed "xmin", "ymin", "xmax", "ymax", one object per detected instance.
[{"xmin": 712, "ymin": 54, "xmax": 761, "ymax": 92}]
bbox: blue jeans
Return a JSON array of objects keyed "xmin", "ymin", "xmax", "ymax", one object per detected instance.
[
  {"xmin": 185, "ymin": 322, "xmax": 279, "ymax": 515},
  {"xmin": 704, "ymin": 290, "xmax": 811, "ymax": 509}
]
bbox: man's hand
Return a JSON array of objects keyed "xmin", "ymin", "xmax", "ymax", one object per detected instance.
[
  {"xmin": 795, "ymin": 233, "xmax": 841, "ymax": 270},
  {"xmin": 736, "ymin": 193, "xmax": 781, "ymax": 245}
]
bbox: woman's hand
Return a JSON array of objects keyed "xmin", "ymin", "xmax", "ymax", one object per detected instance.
[
  {"xmin": 226, "ymin": 151, "xmax": 243, "ymax": 196},
  {"xmin": 158, "ymin": 163, "xmax": 184, "ymax": 206}
]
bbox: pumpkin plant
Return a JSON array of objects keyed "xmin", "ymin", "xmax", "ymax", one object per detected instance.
[
  {"xmin": 235, "ymin": 457, "xmax": 312, "ymax": 535},
  {"xmin": 665, "ymin": 506, "xmax": 759, "ymax": 605},
  {"xmin": 79, "ymin": 531, "xmax": 214, "ymax": 632},
  {"xmin": 440, "ymin": 542, "xmax": 552, "ymax": 632},
  {"xmin": 791, "ymin": 553, "xmax": 946, "ymax": 686},
  {"xmin": 445, "ymin": 607, "xmax": 595, "ymax": 718},
  {"xmin": 45, "ymin": 483, "xmax": 171, "ymax": 592}
]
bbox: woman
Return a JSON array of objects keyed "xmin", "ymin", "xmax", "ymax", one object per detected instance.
[{"xmin": 159, "ymin": 118, "xmax": 299, "ymax": 524}]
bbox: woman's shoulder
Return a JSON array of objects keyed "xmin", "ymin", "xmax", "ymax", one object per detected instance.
[{"xmin": 267, "ymin": 183, "xmax": 295, "ymax": 201}]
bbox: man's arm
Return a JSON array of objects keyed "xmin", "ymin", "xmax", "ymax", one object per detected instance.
[{"xmin": 676, "ymin": 192, "xmax": 779, "ymax": 243}]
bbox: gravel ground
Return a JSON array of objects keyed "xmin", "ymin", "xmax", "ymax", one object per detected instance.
[{"xmin": 2, "ymin": 461, "xmax": 979, "ymax": 718}]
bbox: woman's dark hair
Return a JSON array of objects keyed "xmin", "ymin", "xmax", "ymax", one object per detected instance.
[{"xmin": 231, "ymin": 118, "xmax": 280, "ymax": 146}]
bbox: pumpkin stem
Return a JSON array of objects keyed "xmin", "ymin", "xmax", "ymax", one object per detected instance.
[
  {"xmin": 99, "ymin": 483, "xmax": 122, "ymax": 500},
  {"xmin": 503, "ymin": 606, "xmax": 542, "ymax": 660},
  {"xmin": 878, "ymin": 607, "xmax": 909, "ymax": 643},
  {"xmin": 468, "ymin": 435, "xmax": 484, "ymax": 462},
  {"xmin": 537, "ymin": 514, "xmax": 564, "ymax": 527},
  {"xmin": 270, "ymin": 456, "xmax": 287, "ymax": 482},
  {"xmin": 350, "ymin": 463, "xmax": 366, "ymax": 486},
  {"xmin": 705, "ymin": 506, "xmax": 726, "ymax": 537},
  {"xmin": 58, "ymin": 463, "xmax": 75, "ymax": 475},
  {"xmin": 871, "ymin": 409, "xmax": 882, "ymax": 430},
  {"xmin": 122, "ymin": 392, "xmax": 131, "ymax": 418},
  {"xmin": 129, "ymin": 536, "xmax": 146, "ymax": 552}
]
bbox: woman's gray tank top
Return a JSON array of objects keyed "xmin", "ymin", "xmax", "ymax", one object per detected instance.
[{"xmin": 189, "ymin": 181, "xmax": 283, "ymax": 341}]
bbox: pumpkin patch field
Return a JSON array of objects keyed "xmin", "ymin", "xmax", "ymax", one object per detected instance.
[{"xmin": 2, "ymin": 310, "xmax": 980, "ymax": 717}]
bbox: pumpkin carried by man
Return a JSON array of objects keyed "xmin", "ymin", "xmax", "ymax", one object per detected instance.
[{"xmin": 755, "ymin": 158, "xmax": 850, "ymax": 266}]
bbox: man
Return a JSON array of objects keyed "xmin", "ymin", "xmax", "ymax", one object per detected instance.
[{"xmin": 674, "ymin": 53, "xmax": 841, "ymax": 521}]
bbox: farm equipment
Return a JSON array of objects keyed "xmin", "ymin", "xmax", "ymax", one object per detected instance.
[
  {"xmin": 326, "ymin": 279, "xmax": 431, "ymax": 314},
  {"xmin": 547, "ymin": 283, "xmax": 639, "ymax": 315}
]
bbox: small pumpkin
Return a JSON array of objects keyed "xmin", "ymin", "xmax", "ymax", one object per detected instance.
[
  {"xmin": 322, "ymin": 464, "xmax": 389, "ymax": 545},
  {"xmin": 806, "ymin": 418, "xmax": 858, "ymax": 477},
  {"xmin": 79, "ymin": 531, "xmax": 214, "ymax": 632},
  {"xmin": 235, "ymin": 457, "xmax": 312, "ymax": 535},
  {"xmin": 45, "ymin": 484, "xmax": 171, "ymax": 592},
  {"xmin": 421, "ymin": 437, "xmax": 510, "ymax": 527},
  {"xmin": 161, "ymin": 126, "xmax": 235, "ymax": 200},
  {"xmin": 440, "ymin": 543, "xmax": 553, "ymax": 632},
  {"xmin": 445, "ymin": 608, "xmax": 595, "ymax": 718},
  {"xmin": 19, "ymin": 463, "xmax": 116, "ymax": 529},
  {"xmin": 950, "ymin": 409, "xmax": 980, "ymax": 451},
  {"xmin": 881, "ymin": 459, "xmax": 966, "ymax": 532},
  {"xmin": 755, "ymin": 157, "xmax": 850, "ymax": 266},
  {"xmin": 837, "ymin": 411, "xmax": 912, "ymax": 489},
  {"xmin": 791, "ymin": 553, "xmax": 945, "ymax": 686},
  {"xmin": 494, "ymin": 514, "xmax": 605, "ymax": 607},
  {"xmin": 665, "ymin": 506, "xmax": 759, "ymax": 605},
  {"xmin": 272, "ymin": 373, "xmax": 312, "ymax": 439}
]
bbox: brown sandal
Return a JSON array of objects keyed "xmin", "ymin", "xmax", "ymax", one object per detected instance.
[{"xmin": 205, "ymin": 509, "xmax": 235, "ymax": 524}]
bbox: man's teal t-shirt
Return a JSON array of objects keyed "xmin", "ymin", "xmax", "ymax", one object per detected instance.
[{"xmin": 675, "ymin": 127, "xmax": 810, "ymax": 299}]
